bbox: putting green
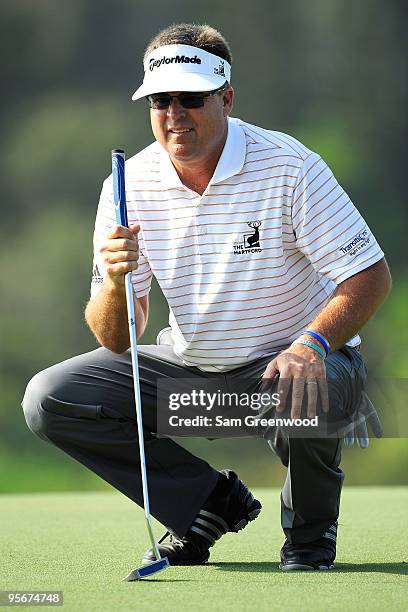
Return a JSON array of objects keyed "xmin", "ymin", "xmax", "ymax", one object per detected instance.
[{"xmin": 1, "ymin": 487, "xmax": 406, "ymax": 611}]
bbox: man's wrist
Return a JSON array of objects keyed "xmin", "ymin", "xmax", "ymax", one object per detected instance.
[
  {"xmin": 297, "ymin": 331, "xmax": 330, "ymax": 357},
  {"xmin": 292, "ymin": 338, "xmax": 326, "ymax": 359},
  {"xmin": 303, "ymin": 329, "xmax": 331, "ymax": 356},
  {"xmin": 104, "ymin": 276, "xmax": 126, "ymax": 295}
]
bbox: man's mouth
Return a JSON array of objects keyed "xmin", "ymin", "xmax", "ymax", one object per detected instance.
[{"xmin": 168, "ymin": 128, "xmax": 193, "ymax": 134}]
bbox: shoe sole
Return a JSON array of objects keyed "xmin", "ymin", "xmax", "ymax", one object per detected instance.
[
  {"xmin": 142, "ymin": 553, "xmax": 210, "ymax": 567},
  {"xmin": 280, "ymin": 562, "xmax": 335, "ymax": 571},
  {"xmin": 232, "ymin": 499, "xmax": 262, "ymax": 533}
]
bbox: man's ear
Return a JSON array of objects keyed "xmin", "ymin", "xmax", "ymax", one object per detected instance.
[{"xmin": 223, "ymin": 86, "xmax": 234, "ymax": 116}]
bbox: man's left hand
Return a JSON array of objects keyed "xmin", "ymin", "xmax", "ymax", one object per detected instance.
[{"xmin": 261, "ymin": 343, "xmax": 329, "ymax": 418}]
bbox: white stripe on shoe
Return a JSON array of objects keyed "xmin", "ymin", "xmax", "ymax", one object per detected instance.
[
  {"xmin": 189, "ymin": 525, "xmax": 216, "ymax": 544},
  {"xmin": 193, "ymin": 517, "xmax": 224, "ymax": 539},
  {"xmin": 199, "ymin": 509, "xmax": 230, "ymax": 533}
]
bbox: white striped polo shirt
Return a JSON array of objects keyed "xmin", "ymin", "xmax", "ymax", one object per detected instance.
[{"xmin": 91, "ymin": 117, "xmax": 384, "ymax": 371}]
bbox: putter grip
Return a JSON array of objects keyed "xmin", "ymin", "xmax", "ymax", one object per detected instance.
[{"xmin": 111, "ymin": 148, "xmax": 128, "ymax": 228}]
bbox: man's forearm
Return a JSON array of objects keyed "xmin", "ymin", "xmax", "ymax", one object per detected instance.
[
  {"xmin": 304, "ymin": 258, "xmax": 392, "ymax": 352},
  {"xmin": 85, "ymin": 281, "xmax": 147, "ymax": 353}
]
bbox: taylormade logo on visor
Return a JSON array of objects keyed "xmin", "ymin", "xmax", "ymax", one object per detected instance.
[{"xmin": 149, "ymin": 55, "xmax": 202, "ymax": 71}]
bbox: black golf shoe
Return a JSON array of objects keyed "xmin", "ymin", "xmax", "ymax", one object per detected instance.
[
  {"xmin": 143, "ymin": 469, "xmax": 262, "ymax": 566},
  {"xmin": 279, "ymin": 523, "xmax": 337, "ymax": 571}
]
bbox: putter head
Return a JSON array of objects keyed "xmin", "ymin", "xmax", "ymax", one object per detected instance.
[{"xmin": 122, "ymin": 557, "xmax": 169, "ymax": 581}]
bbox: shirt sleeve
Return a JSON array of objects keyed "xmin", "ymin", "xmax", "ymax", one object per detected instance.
[
  {"xmin": 90, "ymin": 177, "xmax": 153, "ymax": 299},
  {"xmin": 291, "ymin": 152, "xmax": 384, "ymax": 284}
]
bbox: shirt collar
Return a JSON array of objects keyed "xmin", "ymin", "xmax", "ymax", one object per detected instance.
[{"xmin": 159, "ymin": 117, "xmax": 246, "ymax": 190}]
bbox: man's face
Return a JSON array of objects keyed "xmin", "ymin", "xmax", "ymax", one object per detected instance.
[{"xmin": 149, "ymin": 86, "xmax": 234, "ymax": 167}]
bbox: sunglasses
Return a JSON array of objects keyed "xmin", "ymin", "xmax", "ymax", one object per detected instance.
[{"xmin": 146, "ymin": 83, "xmax": 228, "ymax": 110}]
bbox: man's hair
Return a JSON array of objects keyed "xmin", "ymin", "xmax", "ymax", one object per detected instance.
[{"xmin": 144, "ymin": 23, "xmax": 232, "ymax": 65}]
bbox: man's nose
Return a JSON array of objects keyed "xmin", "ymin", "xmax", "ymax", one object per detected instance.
[{"xmin": 166, "ymin": 97, "xmax": 186, "ymax": 117}]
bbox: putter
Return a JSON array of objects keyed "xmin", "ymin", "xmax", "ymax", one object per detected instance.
[{"xmin": 111, "ymin": 149, "xmax": 169, "ymax": 581}]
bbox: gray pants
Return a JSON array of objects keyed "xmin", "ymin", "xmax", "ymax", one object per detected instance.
[{"xmin": 21, "ymin": 343, "xmax": 366, "ymax": 543}]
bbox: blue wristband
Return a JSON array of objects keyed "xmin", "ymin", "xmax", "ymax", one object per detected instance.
[
  {"xmin": 293, "ymin": 339, "xmax": 326, "ymax": 359},
  {"xmin": 304, "ymin": 329, "xmax": 330, "ymax": 357}
]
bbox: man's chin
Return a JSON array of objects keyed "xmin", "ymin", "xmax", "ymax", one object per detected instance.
[{"xmin": 169, "ymin": 145, "xmax": 197, "ymax": 163}]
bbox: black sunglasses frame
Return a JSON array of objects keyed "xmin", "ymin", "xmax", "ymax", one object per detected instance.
[{"xmin": 146, "ymin": 82, "xmax": 228, "ymax": 110}]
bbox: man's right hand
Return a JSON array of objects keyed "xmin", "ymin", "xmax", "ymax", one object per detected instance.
[{"xmin": 99, "ymin": 224, "xmax": 140, "ymax": 289}]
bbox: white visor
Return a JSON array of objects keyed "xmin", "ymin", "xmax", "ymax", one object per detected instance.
[{"xmin": 131, "ymin": 44, "xmax": 231, "ymax": 100}]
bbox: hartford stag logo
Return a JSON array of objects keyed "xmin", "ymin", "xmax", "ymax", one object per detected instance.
[
  {"xmin": 214, "ymin": 61, "xmax": 226, "ymax": 77},
  {"xmin": 233, "ymin": 221, "xmax": 263, "ymax": 255}
]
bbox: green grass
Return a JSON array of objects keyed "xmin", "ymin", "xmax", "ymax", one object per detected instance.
[{"xmin": 1, "ymin": 487, "xmax": 407, "ymax": 611}]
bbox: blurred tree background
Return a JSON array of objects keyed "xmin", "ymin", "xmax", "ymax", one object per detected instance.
[{"xmin": 1, "ymin": 0, "xmax": 407, "ymax": 492}]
